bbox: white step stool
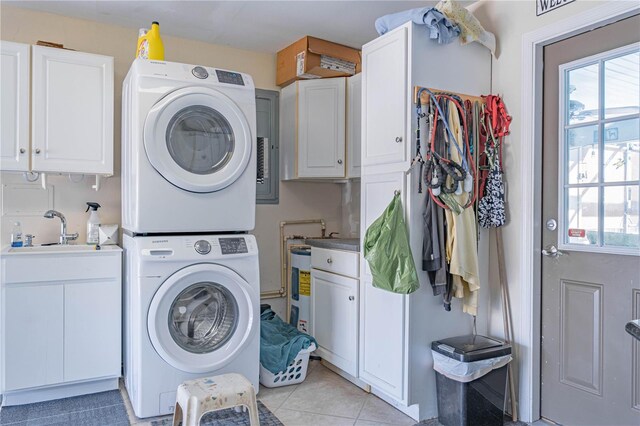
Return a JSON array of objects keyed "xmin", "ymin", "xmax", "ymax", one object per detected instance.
[{"xmin": 172, "ymin": 373, "xmax": 260, "ymax": 426}]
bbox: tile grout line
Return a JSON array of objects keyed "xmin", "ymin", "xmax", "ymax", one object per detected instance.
[
  {"xmin": 276, "ymin": 406, "xmax": 361, "ymax": 421},
  {"xmin": 354, "ymin": 392, "xmax": 370, "ymax": 422}
]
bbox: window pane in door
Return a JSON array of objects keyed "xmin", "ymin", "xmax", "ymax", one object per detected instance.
[
  {"xmin": 604, "ymin": 51, "xmax": 639, "ymax": 120},
  {"xmin": 568, "ymin": 63, "xmax": 599, "ymax": 125},
  {"xmin": 603, "ymin": 118, "xmax": 639, "ymax": 182},
  {"xmin": 603, "ymin": 185, "xmax": 639, "ymax": 248},
  {"xmin": 566, "ymin": 186, "xmax": 599, "ymax": 245},
  {"xmin": 567, "ymin": 124, "xmax": 599, "ymax": 184}
]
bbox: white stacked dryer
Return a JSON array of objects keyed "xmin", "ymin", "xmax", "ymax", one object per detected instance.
[
  {"xmin": 121, "ymin": 59, "xmax": 260, "ymax": 418},
  {"xmin": 122, "ymin": 59, "xmax": 257, "ymax": 234}
]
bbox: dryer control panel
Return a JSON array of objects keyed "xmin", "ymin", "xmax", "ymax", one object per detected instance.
[{"xmin": 215, "ymin": 70, "xmax": 245, "ymax": 86}]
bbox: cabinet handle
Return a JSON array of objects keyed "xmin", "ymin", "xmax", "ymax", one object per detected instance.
[
  {"xmin": 349, "ymin": 296, "xmax": 355, "ymax": 301},
  {"xmin": 34, "ymin": 148, "xmax": 41, "ymax": 154},
  {"xmin": 326, "ymin": 258, "xmax": 333, "ymax": 264},
  {"xmin": 19, "ymin": 148, "xmax": 25, "ymax": 154},
  {"xmin": 337, "ymin": 159, "xmax": 343, "ymax": 164},
  {"xmin": 395, "ymin": 137, "xmax": 403, "ymax": 143}
]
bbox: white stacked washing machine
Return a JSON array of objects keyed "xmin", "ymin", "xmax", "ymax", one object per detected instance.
[{"xmin": 121, "ymin": 59, "xmax": 260, "ymax": 418}]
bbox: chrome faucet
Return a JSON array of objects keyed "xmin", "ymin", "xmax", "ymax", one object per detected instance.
[{"xmin": 43, "ymin": 210, "xmax": 79, "ymax": 245}]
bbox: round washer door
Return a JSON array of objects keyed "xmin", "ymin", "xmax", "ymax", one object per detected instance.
[
  {"xmin": 148, "ymin": 264, "xmax": 255, "ymax": 373},
  {"xmin": 144, "ymin": 86, "xmax": 252, "ymax": 193}
]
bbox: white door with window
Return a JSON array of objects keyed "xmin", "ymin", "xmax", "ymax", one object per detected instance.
[{"xmin": 541, "ymin": 16, "xmax": 640, "ymax": 426}]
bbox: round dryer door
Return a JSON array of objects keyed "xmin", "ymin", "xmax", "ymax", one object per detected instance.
[
  {"xmin": 144, "ymin": 86, "xmax": 252, "ymax": 193},
  {"xmin": 147, "ymin": 264, "xmax": 256, "ymax": 373}
]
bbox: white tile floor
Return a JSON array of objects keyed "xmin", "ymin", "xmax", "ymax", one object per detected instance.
[
  {"xmin": 123, "ymin": 359, "xmax": 416, "ymax": 426},
  {"xmin": 122, "ymin": 360, "xmax": 554, "ymax": 426},
  {"xmin": 261, "ymin": 360, "xmax": 416, "ymax": 426}
]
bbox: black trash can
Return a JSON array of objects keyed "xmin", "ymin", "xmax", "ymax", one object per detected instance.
[{"xmin": 431, "ymin": 335, "xmax": 512, "ymax": 426}]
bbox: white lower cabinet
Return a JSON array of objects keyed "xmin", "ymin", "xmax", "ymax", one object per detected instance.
[
  {"xmin": 1, "ymin": 248, "xmax": 122, "ymax": 404},
  {"xmin": 63, "ymin": 280, "xmax": 122, "ymax": 382},
  {"xmin": 359, "ymin": 277, "xmax": 405, "ymax": 401},
  {"xmin": 3, "ymin": 284, "xmax": 64, "ymax": 391},
  {"xmin": 311, "ymin": 269, "xmax": 358, "ymax": 376}
]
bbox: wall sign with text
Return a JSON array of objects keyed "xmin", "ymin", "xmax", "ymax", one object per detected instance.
[{"xmin": 537, "ymin": 0, "xmax": 576, "ymax": 16}]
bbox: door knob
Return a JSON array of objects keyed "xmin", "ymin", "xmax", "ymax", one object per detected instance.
[
  {"xmin": 542, "ymin": 244, "xmax": 565, "ymax": 258},
  {"xmin": 395, "ymin": 137, "xmax": 403, "ymax": 143},
  {"xmin": 546, "ymin": 219, "xmax": 557, "ymax": 231},
  {"xmin": 19, "ymin": 148, "xmax": 26, "ymax": 154},
  {"xmin": 349, "ymin": 296, "xmax": 355, "ymax": 301},
  {"xmin": 34, "ymin": 148, "xmax": 41, "ymax": 154},
  {"xmin": 326, "ymin": 258, "xmax": 333, "ymax": 264},
  {"xmin": 337, "ymin": 159, "xmax": 343, "ymax": 164}
]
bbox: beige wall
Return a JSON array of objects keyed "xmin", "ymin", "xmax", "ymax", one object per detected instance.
[{"xmin": 0, "ymin": 5, "xmax": 343, "ymax": 317}]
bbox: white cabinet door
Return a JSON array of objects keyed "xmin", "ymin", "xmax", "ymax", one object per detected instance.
[
  {"xmin": 347, "ymin": 74, "xmax": 362, "ymax": 178},
  {"xmin": 297, "ymin": 78, "xmax": 345, "ymax": 178},
  {"xmin": 362, "ymin": 27, "xmax": 408, "ymax": 168},
  {"xmin": 359, "ymin": 277, "xmax": 405, "ymax": 401},
  {"xmin": 32, "ymin": 46, "xmax": 114, "ymax": 174},
  {"xmin": 1, "ymin": 41, "xmax": 30, "ymax": 171},
  {"xmin": 2, "ymin": 284, "xmax": 64, "ymax": 391},
  {"xmin": 64, "ymin": 280, "xmax": 121, "ymax": 382},
  {"xmin": 311, "ymin": 269, "xmax": 358, "ymax": 376},
  {"xmin": 359, "ymin": 171, "xmax": 407, "ymax": 401}
]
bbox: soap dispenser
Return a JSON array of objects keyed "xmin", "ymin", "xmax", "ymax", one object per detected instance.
[{"xmin": 85, "ymin": 202, "xmax": 102, "ymax": 245}]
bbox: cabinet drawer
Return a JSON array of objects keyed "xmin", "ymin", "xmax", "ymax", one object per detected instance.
[
  {"xmin": 2, "ymin": 252, "xmax": 121, "ymax": 284},
  {"xmin": 311, "ymin": 247, "xmax": 359, "ymax": 278}
]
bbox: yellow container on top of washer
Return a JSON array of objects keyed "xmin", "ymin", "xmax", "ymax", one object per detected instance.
[{"xmin": 136, "ymin": 21, "xmax": 164, "ymax": 60}]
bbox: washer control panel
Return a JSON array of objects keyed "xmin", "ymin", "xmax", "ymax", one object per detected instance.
[
  {"xmin": 194, "ymin": 239, "xmax": 211, "ymax": 255},
  {"xmin": 144, "ymin": 235, "xmax": 257, "ymax": 258},
  {"xmin": 219, "ymin": 237, "xmax": 248, "ymax": 255},
  {"xmin": 191, "ymin": 66, "xmax": 209, "ymax": 79}
]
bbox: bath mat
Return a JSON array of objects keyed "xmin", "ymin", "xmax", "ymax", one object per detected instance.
[
  {"xmin": 0, "ymin": 390, "xmax": 129, "ymax": 425},
  {"xmin": 150, "ymin": 401, "xmax": 283, "ymax": 426}
]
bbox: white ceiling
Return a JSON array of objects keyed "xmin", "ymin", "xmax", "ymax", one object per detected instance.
[{"xmin": 4, "ymin": 1, "xmax": 461, "ymax": 53}]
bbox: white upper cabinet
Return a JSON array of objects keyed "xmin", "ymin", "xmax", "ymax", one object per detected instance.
[
  {"xmin": 1, "ymin": 41, "xmax": 30, "ymax": 172},
  {"xmin": 32, "ymin": 46, "xmax": 114, "ymax": 175},
  {"xmin": 281, "ymin": 77, "xmax": 347, "ymax": 180},
  {"xmin": 347, "ymin": 73, "xmax": 362, "ymax": 178},
  {"xmin": 361, "ymin": 27, "xmax": 408, "ymax": 169}
]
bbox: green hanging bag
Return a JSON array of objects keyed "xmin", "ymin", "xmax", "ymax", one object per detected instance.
[{"xmin": 364, "ymin": 193, "xmax": 419, "ymax": 294}]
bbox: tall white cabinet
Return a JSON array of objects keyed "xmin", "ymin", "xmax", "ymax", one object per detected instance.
[
  {"xmin": 359, "ymin": 22, "xmax": 491, "ymax": 420},
  {"xmin": 0, "ymin": 41, "xmax": 30, "ymax": 171}
]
